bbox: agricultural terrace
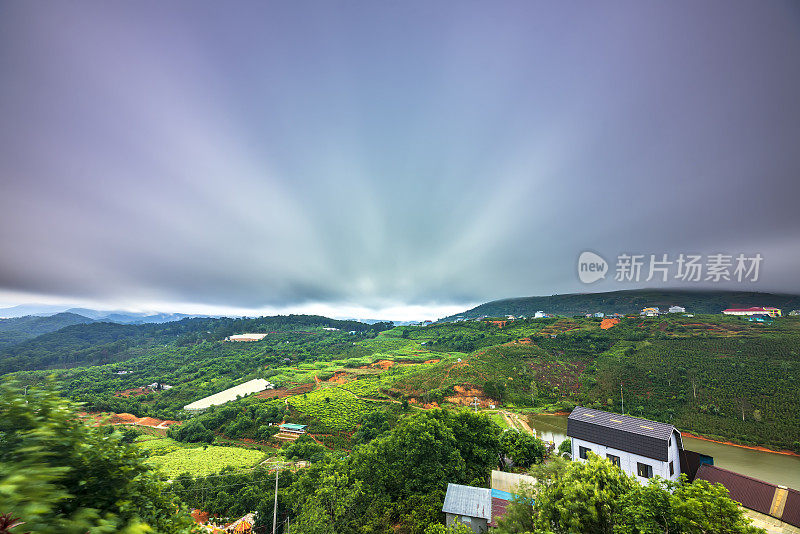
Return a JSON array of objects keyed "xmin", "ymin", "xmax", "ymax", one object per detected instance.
[
  {"xmin": 138, "ymin": 437, "xmax": 267, "ymax": 477},
  {"xmin": 287, "ymin": 386, "xmax": 377, "ymax": 431}
]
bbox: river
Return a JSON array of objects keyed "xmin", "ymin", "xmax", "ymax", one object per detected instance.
[{"xmin": 527, "ymin": 414, "xmax": 800, "ymax": 489}]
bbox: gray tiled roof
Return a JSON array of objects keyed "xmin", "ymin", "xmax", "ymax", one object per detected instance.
[
  {"xmin": 567, "ymin": 406, "xmax": 680, "ymax": 462},
  {"xmin": 442, "ymin": 483, "xmax": 492, "ymax": 520}
]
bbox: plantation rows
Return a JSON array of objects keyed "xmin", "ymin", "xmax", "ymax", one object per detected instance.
[{"xmin": 288, "ymin": 386, "xmax": 374, "ymax": 431}]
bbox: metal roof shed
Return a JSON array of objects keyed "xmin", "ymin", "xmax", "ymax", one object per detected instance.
[{"xmin": 442, "ymin": 483, "xmax": 492, "ymax": 533}]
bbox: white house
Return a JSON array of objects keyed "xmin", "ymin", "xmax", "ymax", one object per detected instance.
[
  {"xmin": 567, "ymin": 406, "xmax": 683, "ymax": 483},
  {"xmin": 640, "ymin": 307, "xmax": 660, "ymax": 317},
  {"xmin": 668, "ymin": 306, "xmax": 686, "ymax": 314},
  {"xmin": 534, "ymin": 311, "xmax": 546, "ymax": 318}
]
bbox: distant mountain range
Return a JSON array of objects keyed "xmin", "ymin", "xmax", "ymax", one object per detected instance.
[
  {"xmin": 440, "ymin": 289, "xmax": 800, "ymax": 321},
  {"xmin": 0, "ymin": 312, "xmax": 95, "ymax": 348},
  {"xmin": 0, "ymin": 304, "xmax": 212, "ymax": 324}
]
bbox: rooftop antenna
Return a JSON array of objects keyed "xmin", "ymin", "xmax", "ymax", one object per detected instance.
[{"xmin": 621, "ymin": 383, "xmax": 624, "ymax": 415}]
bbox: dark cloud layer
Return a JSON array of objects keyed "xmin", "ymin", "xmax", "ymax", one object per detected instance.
[{"xmin": 1, "ymin": 1, "xmax": 799, "ymax": 311}]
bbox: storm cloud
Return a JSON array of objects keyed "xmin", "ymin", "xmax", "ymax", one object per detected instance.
[{"xmin": 1, "ymin": 1, "xmax": 799, "ymax": 316}]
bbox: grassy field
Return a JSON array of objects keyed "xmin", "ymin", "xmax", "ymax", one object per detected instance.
[{"xmin": 137, "ymin": 438, "xmax": 267, "ymax": 477}]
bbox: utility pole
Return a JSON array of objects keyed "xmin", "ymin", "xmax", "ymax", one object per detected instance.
[
  {"xmin": 620, "ymin": 384, "xmax": 624, "ymax": 415},
  {"xmin": 273, "ymin": 462, "xmax": 282, "ymax": 534},
  {"xmin": 472, "ymin": 397, "xmax": 480, "ymax": 412}
]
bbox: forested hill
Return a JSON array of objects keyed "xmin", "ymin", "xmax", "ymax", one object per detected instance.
[
  {"xmin": 0, "ymin": 314, "xmax": 392, "ymax": 375},
  {"xmin": 0, "ymin": 312, "xmax": 94, "ymax": 349},
  {"xmin": 441, "ymin": 289, "xmax": 800, "ymax": 320}
]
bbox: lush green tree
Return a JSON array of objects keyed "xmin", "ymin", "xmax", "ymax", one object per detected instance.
[
  {"xmin": 282, "ymin": 436, "xmax": 327, "ymax": 461},
  {"xmin": 499, "ymin": 430, "xmax": 547, "ymax": 468},
  {"xmin": 494, "ymin": 454, "xmax": 763, "ymax": 534},
  {"xmin": 352, "ymin": 411, "xmax": 391, "ymax": 444},
  {"xmin": 169, "ymin": 420, "xmax": 214, "ymax": 444},
  {"xmin": 0, "ymin": 381, "xmax": 197, "ymax": 533},
  {"xmin": 288, "ymin": 460, "xmax": 367, "ymax": 534},
  {"xmin": 424, "ymin": 520, "xmax": 475, "ymax": 533},
  {"xmin": 557, "ymin": 438, "xmax": 571, "ymax": 457}
]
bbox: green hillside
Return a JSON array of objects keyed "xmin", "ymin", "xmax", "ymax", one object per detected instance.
[
  {"xmin": 0, "ymin": 312, "xmax": 94, "ymax": 349},
  {"xmin": 7, "ymin": 312, "xmax": 800, "ymax": 454},
  {"xmin": 441, "ymin": 289, "xmax": 800, "ymax": 320}
]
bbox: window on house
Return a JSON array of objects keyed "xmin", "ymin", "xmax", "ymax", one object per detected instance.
[
  {"xmin": 637, "ymin": 462, "xmax": 653, "ymax": 478},
  {"xmin": 669, "ymin": 461, "xmax": 674, "ymax": 476},
  {"xmin": 607, "ymin": 454, "xmax": 620, "ymax": 467},
  {"xmin": 579, "ymin": 446, "xmax": 590, "ymax": 459}
]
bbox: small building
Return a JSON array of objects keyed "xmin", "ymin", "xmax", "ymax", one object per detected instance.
[
  {"xmin": 747, "ymin": 314, "xmax": 773, "ymax": 324},
  {"xmin": 723, "ymin": 307, "xmax": 782, "ymax": 317},
  {"xmin": 568, "ymin": 406, "xmax": 683, "ymax": 483},
  {"xmin": 226, "ymin": 333, "xmax": 268, "ymax": 342},
  {"xmin": 534, "ymin": 311, "xmax": 546, "ymax": 318},
  {"xmin": 442, "ymin": 483, "xmax": 491, "ymax": 533},
  {"xmin": 593, "ymin": 312, "xmax": 605, "ymax": 318},
  {"xmin": 668, "ymin": 306, "xmax": 686, "ymax": 314},
  {"xmin": 640, "ymin": 307, "xmax": 660, "ymax": 317},
  {"xmin": 278, "ymin": 423, "xmax": 307, "ymax": 434},
  {"xmin": 694, "ymin": 465, "xmax": 800, "ymax": 530}
]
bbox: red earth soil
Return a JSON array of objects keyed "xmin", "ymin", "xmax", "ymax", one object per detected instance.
[
  {"xmin": 115, "ymin": 387, "xmax": 150, "ymax": 398},
  {"xmin": 255, "ymin": 382, "xmax": 315, "ymax": 399}
]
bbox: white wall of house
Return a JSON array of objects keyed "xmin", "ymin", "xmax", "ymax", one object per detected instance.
[{"xmin": 571, "ymin": 435, "xmax": 681, "ymax": 483}]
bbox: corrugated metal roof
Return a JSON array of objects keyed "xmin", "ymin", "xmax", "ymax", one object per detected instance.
[
  {"xmin": 695, "ymin": 464, "xmax": 774, "ymax": 514},
  {"xmin": 567, "ymin": 406, "xmax": 679, "ymax": 461},
  {"xmin": 442, "ymin": 483, "xmax": 492, "ymax": 520},
  {"xmin": 693, "ymin": 464, "xmax": 800, "ymax": 528},
  {"xmin": 783, "ymin": 489, "xmax": 800, "ymax": 527}
]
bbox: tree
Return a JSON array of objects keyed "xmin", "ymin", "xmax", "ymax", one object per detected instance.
[
  {"xmin": 424, "ymin": 521, "xmax": 474, "ymax": 534},
  {"xmin": 499, "ymin": 430, "xmax": 546, "ymax": 468},
  {"xmin": 352, "ymin": 411, "xmax": 391, "ymax": 444},
  {"xmin": 557, "ymin": 438, "xmax": 571, "ymax": 457},
  {"xmin": 0, "ymin": 381, "xmax": 197, "ymax": 533},
  {"xmin": 494, "ymin": 454, "xmax": 764, "ymax": 534}
]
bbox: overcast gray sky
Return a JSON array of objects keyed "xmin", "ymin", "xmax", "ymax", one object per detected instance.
[{"xmin": 1, "ymin": 1, "xmax": 799, "ymax": 319}]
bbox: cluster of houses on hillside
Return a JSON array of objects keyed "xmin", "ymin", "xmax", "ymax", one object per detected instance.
[
  {"xmin": 443, "ymin": 406, "xmax": 800, "ymax": 533},
  {"xmin": 444, "ymin": 304, "xmax": 796, "ymax": 324}
]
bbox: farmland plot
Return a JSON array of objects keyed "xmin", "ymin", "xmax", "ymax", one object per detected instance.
[
  {"xmin": 141, "ymin": 439, "xmax": 266, "ymax": 477},
  {"xmin": 288, "ymin": 386, "xmax": 373, "ymax": 431}
]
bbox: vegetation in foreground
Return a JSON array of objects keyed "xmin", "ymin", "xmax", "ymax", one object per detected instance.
[{"xmin": 1, "ymin": 382, "xmax": 767, "ymax": 534}]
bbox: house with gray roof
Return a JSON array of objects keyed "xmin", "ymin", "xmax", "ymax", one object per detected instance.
[
  {"xmin": 442, "ymin": 483, "xmax": 491, "ymax": 533},
  {"xmin": 567, "ymin": 406, "xmax": 683, "ymax": 483}
]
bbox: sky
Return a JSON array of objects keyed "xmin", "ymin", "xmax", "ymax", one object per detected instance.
[{"xmin": 1, "ymin": 1, "xmax": 800, "ymax": 320}]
